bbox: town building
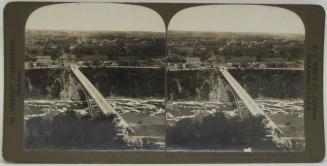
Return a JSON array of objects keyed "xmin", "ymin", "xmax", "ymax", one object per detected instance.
[
  {"xmin": 185, "ymin": 57, "xmax": 201, "ymax": 65},
  {"xmin": 36, "ymin": 55, "xmax": 52, "ymax": 66}
]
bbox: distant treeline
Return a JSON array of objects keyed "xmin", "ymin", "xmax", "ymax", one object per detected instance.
[
  {"xmin": 71, "ymin": 38, "xmax": 165, "ymax": 59},
  {"xmin": 25, "ymin": 30, "xmax": 166, "ymax": 61},
  {"xmin": 168, "ymin": 30, "xmax": 304, "ymax": 62}
]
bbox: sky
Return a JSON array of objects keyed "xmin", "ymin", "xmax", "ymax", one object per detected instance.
[
  {"xmin": 26, "ymin": 3, "xmax": 305, "ymax": 34},
  {"xmin": 25, "ymin": 3, "xmax": 165, "ymax": 32},
  {"xmin": 169, "ymin": 5, "xmax": 305, "ymax": 34}
]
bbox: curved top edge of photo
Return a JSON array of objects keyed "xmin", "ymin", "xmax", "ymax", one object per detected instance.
[
  {"xmin": 25, "ymin": 3, "xmax": 166, "ymax": 33},
  {"xmin": 168, "ymin": 5, "xmax": 305, "ymax": 35}
]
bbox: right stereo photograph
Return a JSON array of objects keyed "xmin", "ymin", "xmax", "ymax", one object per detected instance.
[{"xmin": 165, "ymin": 5, "xmax": 305, "ymax": 152}]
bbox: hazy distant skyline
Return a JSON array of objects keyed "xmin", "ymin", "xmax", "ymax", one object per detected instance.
[
  {"xmin": 26, "ymin": 3, "xmax": 305, "ymax": 34},
  {"xmin": 169, "ymin": 5, "xmax": 305, "ymax": 34},
  {"xmin": 26, "ymin": 3, "xmax": 165, "ymax": 32}
]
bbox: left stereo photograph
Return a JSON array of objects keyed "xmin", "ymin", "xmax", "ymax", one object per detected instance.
[{"xmin": 24, "ymin": 3, "xmax": 167, "ymax": 150}]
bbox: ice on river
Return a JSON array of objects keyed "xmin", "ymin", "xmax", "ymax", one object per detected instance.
[{"xmin": 24, "ymin": 98, "xmax": 303, "ymax": 123}]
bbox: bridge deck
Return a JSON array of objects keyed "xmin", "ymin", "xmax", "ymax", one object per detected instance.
[
  {"xmin": 219, "ymin": 67, "xmax": 290, "ymax": 149},
  {"xmin": 70, "ymin": 65, "xmax": 134, "ymax": 134}
]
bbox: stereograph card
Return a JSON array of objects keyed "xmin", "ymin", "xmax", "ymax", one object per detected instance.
[{"xmin": 1, "ymin": 0, "xmax": 325, "ymax": 163}]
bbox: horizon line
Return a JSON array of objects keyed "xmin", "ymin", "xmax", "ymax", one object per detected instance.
[
  {"xmin": 25, "ymin": 28, "xmax": 165, "ymax": 33},
  {"xmin": 168, "ymin": 29, "xmax": 305, "ymax": 36},
  {"xmin": 26, "ymin": 28, "xmax": 305, "ymax": 36}
]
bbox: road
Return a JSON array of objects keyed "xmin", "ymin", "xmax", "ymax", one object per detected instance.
[{"xmin": 79, "ymin": 65, "xmax": 162, "ymax": 69}]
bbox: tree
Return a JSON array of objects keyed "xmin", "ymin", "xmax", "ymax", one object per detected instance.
[{"xmin": 166, "ymin": 112, "xmax": 272, "ymax": 150}]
